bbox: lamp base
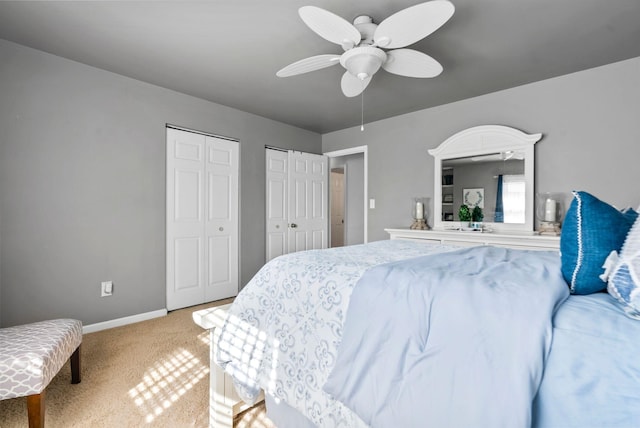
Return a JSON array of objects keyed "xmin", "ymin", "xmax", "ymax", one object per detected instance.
[
  {"xmin": 410, "ymin": 219, "xmax": 430, "ymax": 230},
  {"xmin": 538, "ymin": 221, "xmax": 561, "ymax": 236}
]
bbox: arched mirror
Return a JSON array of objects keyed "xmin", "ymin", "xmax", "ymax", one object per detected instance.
[{"xmin": 429, "ymin": 125, "xmax": 541, "ymax": 233}]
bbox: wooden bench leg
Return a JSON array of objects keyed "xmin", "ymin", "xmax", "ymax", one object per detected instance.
[
  {"xmin": 27, "ymin": 391, "xmax": 45, "ymax": 428},
  {"xmin": 70, "ymin": 345, "xmax": 81, "ymax": 384}
]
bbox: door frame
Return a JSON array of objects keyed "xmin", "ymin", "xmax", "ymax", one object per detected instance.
[{"xmin": 324, "ymin": 145, "xmax": 368, "ymax": 244}]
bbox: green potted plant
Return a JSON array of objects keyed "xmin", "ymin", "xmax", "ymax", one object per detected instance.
[
  {"xmin": 471, "ymin": 206, "xmax": 484, "ymax": 230},
  {"xmin": 472, "ymin": 206, "xmax": 484, "ymax": 222},
  {"xmin": 458, "ymin": 204, "xmax": 472, "ymax": 226}
]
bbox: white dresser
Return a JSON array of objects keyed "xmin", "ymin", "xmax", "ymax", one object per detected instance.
[{"xmin": 385, "ymin": 228, "xmax": 560, "ymax": 251}]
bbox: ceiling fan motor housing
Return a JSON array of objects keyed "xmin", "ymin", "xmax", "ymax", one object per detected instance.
[
  {"xmin": 353, "ymin": 15, "xmax": 377, "ymax": 45},
  {"xmin": 340, "ymin": 46, "xmax": 387, "ymax": 80}
]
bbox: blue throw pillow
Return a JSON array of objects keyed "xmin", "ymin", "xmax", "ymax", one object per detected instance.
[
  {"xmin": 560, "ymin": 191, "xmax": 636, "ymax": 294},
  {"xmin": 621, "ymin": 207, "xmax": 639, "ymax": 223},
  {"xmin": 605, "ymin": 215, "xmax": 640, "ymax": 319}
]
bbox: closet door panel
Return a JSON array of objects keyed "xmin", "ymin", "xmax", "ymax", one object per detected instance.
[
  {"xmin": 208, "ymin": 236, "xmax": 230, "ymax": 285},
  {"xmin": 175, "ymin": 237, "xmax": 202, "ymax": 290},
  {"xmin": 266, "ymin": 149, "xmax": 288, "ymax": 262},
  {"xmin": 167, "ymin": 129, "xmax": 206, "ymax": 310},
  {"xmin": 204, "ymin": 136, "xmax": 239, "ymax": 302}
]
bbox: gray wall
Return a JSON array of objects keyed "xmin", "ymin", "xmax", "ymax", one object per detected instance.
[
  {"xmin": 323, "ymin": 56, "xmax": 640, "ymax": 242},
  {"xmin": 345, "ymin": 154, "xmax": 365, "ymax": 245},
  {"xmin": 0, "ymin": 40, "xmax": 321, "ymax": 327}
]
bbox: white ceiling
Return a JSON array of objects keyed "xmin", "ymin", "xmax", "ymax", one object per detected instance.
[{"xmin": 1, "ymin": 1, "xmax": 639, "ymax": 134}]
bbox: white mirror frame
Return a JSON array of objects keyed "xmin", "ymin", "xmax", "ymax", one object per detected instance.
[{"xmin": 429, "ymin": 125, "xmax": 542, "ymax": 233}]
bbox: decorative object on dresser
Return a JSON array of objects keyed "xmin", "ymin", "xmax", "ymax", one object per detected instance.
[
  {"xmin": 536, "ymin": 192, "xmax": 565, "ymax": 235},
  {"xmin": 410, "ymin": 197, "xmax": 430, "ymax": 230},
  {"xmin": 471, "ymin": 205, "xmax": 484, "ymax": 230},
  {"xmin": 429, "ymin": 125, "xmax": 541, "ymax": 233},
  {"xmin": 458, "ymin": 204, "xmax": 472, "ymax": 226}
]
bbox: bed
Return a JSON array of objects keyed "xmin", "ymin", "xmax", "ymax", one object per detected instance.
[
  {"xmin": 193, "ymin": 122, "xmax": 640, "ymax": 427},
  {"xmin": 200, "ymin": 227, "xmax": 640, "ymax": 428}
]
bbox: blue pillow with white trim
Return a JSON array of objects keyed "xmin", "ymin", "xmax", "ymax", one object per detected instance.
[
  {"xmin": 621, "ymin": 207, "xmax": 639, "ymax": 223},
  {"xmin": 560, "ymin": 191, "xmax": 636, "ymax": 294},
  {"xmin": 605, "ymin": 215, "xmax": 640, "ymax": 319}
]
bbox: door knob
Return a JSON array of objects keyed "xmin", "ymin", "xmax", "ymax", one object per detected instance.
[
  {"xmin": 219, "ymin": 227, "xmax": 224, "ymax": 231},
  {"xmin": 289, "ymin": 223, "xmax": 298, "ymax": 228}
]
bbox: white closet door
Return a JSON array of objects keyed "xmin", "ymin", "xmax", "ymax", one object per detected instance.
[
  {"xmin": 167, "ymin": 128, "xmax": 238, "ymax": 311},
  {"xmin": 265, "ymin": 149, "xmax": 288, "ymax": 262},
  {"xmin": 204, "ymin": 136, "xmax": 239, "ymax": 302},
  {"xmin": 167, "ymin": 129, "xmax": 205, "ymax": 310},
  {"xmin": 288, "ymin": 151, "xmax": 328, "ymax": 253}
]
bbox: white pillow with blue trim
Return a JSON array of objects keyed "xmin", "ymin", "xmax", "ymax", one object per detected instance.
[{"xmin": 603, "ymin": 215, "xmax": 640, "ymax": 320}]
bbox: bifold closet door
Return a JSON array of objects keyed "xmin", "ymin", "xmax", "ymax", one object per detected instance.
[
  {"xmin": 167, "ymin": 128, "xmax": 239, "ymax": 311},
  {"xmin": 265, "ymin": 149, "xmax": 289, "ymax": 262},
  {"xmin": 265, "ymin": 148, "xmax": 328, "ymax": 262}
]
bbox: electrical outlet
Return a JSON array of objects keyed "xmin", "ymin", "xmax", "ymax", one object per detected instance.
[{"xmin": 101, "ymin": 281, "xmax": 113, "ymax": 297}]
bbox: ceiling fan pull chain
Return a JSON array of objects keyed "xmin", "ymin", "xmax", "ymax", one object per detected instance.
[{"xmin": 360, "ymin": 84, "xmax": 365, "ymax": 131}]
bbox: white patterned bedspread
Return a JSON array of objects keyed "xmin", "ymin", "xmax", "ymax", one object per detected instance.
[{"xmin": 216, "ymin": 239, "xmax": 459, "ymax": 427}]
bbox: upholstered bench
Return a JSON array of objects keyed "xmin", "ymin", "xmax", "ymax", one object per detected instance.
[{"xmin": 0, "ymin": 318, "xmax": 82, "ymax": 428}]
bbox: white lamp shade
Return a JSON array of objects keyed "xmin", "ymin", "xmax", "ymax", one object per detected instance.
[{"xmin": 340, "ymin": 47, "xmax": 387, "ymax": 80}]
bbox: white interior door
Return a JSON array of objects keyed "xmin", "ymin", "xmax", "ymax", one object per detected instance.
[
  {"xmin": 265, "ymin": 149, "xmax": 288, "ymax": 262},
  {"xmin": 288, "ymin": 151, "xmax": 328, "ymax": 252},
  {"xmin": 204, "ymin": 136, "xmax": 239, "ymax": 302},
  {"xmin": 167, "ymin": 128, "xmax": 238, "ymax": 310}
]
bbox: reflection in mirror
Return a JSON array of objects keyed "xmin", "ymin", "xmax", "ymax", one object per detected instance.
[{"xmin": 442, "ymin": 155, "xmax": 525, "ymax": 224}]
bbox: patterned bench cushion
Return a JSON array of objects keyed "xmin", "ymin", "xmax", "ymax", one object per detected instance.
[{"xmin": 0, "ymin": 319, "xmax": 82, "ymax": 400}]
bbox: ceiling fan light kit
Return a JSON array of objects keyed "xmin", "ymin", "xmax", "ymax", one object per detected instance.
[
  {"xmin": 340, "ymin": 47, "xmax": 387, "ymax": 81},
  {"xmin": 277, "ymin": 0, "xmax": 455, "ymax": 97}
]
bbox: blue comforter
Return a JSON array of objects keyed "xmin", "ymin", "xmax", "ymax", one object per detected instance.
[{"xmin": 324, "ymin": 246, "xmax": 569, "ymax": 428}]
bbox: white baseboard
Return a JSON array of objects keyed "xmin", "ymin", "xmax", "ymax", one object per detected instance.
[{"xmin": 82, "ymin": 309, "xmax": 168, "ymax": 334}]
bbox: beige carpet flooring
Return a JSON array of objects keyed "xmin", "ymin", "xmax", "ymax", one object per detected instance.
[{"xmin": 0, "ymin": 299, "xmax": 276, "ymax": 428}]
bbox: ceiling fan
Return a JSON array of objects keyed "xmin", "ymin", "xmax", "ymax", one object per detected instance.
[
  {"xmin": 276, "ymin": 0, "xmax": 455, "ymax": 97},
  {"xmin": 470, "ymin": 151, "xmax": 526, "ymax": 162}
]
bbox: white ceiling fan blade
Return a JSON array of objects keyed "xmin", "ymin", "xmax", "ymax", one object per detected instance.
[
  {"xmin": 341, "ymin": 71, "xmax": 371, "ymax": 97},
  {"xmin": 470, "ymin": 154, "xmax": 503, "ymax": 162},
  {"xmin": 276, "ymin": 54, "xmax": 341, "ymax": 77},
  {"xmin": 299, "ymin": 6, "xmax": 362, "ymax": 48},
  {"xmin": 470, "ymin": 151, "xmax": 526, "ymax": 162},
  {"xmin": 382, "ymin": 49, "xmax": 443, "ymax": 78},
  {"xmin": 374, "ymin": 0, "xmax": 455, "ymax": 49}
]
